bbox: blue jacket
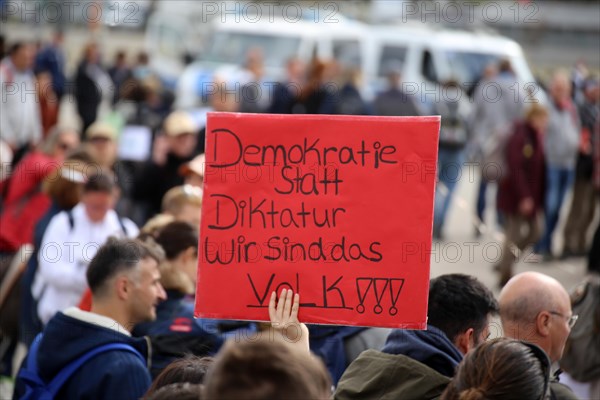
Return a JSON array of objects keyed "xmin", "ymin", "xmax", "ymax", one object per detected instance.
[
  {"xmin": 308, "ymin": 325, "xmax": 365, "ymax": 385},
  {"xmin": 14, "ymin": 311, "xmax": 151, "ymax": 400},
  {"xmin": 133, "ymin": 290, "xmax": 224, "ymax": 378},
  {"xmin": 34, "ymin": 45, "xmax": 66, "ymax": 98},
  {"xmin": 382, "ymin": 324, "xmax": 463, "ymax": 377}
]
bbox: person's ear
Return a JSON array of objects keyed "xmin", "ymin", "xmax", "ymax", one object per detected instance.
[
  {"xmin": 455, "ymin": 328, "xmax": 475, "ymax": 355},
  {"xmin": 115, "ymin": 275, "xmax": 130, "ymax": 301},
  {"xmin": 536, "ymin": 311, "xmax": 551, "ymax": 337},
  {"xmin": 184, "ymin": 246, "xmax": 197, "ymax": 262}
]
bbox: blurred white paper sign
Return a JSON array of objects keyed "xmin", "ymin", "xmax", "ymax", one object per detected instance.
[{"xmin": 118, "ymin": 125, "xmax": 152, "ymax": 161}]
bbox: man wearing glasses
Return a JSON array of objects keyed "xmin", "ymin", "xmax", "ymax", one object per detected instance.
[{"xmin": 499, "ymin": 272, "xmax": 580, "ymax": 400}]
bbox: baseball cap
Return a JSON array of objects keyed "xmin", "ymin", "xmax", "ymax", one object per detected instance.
[
  {"xmin": 163, "ymin": 111, "xmax": 197, "ymax": 137},
  {"xmin": 86, "ymin": 122, "xmax": 117, "ymax": 141}
]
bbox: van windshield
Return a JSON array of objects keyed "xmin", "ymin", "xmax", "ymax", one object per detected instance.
[
  {"xmin": 443, "ymin": 51, "xmax": 500, "ymax": 84},
  {"xmin": 201, "ymin": 31, "xmax": 301, "ymax": 67}
]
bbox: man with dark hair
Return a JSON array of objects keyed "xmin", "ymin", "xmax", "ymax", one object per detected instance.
[
  {"xmin": 33, "ymin": 169, "xmax": 138, "ymax": 324},
  {"xmin": 14, "ymin": 238, "xmax": 167, "ymax": 399},
  {"xmin": 335, "ymin": 274, "xmax": 498, "ymax": 399}
]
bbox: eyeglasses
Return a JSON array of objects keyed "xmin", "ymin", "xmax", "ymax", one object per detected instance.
[{"xmin": 549, "ymin": 311, "xmax": 578, "ymax": 329}]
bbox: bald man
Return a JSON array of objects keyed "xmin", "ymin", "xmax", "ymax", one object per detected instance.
[{"xmin": 499, "ymin": 272, "xmax": 579, "ymax": 400}]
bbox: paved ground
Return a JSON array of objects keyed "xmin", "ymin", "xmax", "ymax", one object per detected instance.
[{"xmin": 430, "ymin": 171, "xmax": 592, "ymax": 296}]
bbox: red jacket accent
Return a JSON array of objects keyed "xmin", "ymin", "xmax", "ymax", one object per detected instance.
[
  {"xmin": 497, "ymin": 121, "xmax": 546, "ymax": 217},
  {"xmin": 0, "ymin": 152, "xmax": 60, "ymax": 251}
]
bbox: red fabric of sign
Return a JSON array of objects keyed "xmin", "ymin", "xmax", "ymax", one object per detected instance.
[{"xmin": 195, "ymin": 113, "xmax": 440, "ymax": 329}]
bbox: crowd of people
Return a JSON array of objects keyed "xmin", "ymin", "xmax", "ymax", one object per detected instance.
[{"xmin": 0, "ymin": 28, "xmax": 599, "ymax": 399}]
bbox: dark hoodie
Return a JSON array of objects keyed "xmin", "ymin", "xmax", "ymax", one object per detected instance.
[
  {"xmin": 14, "ymin": 309, "xmax": 151, "ymax": 400},
  {"xmin": 133, "ymin": 290, "xmax": 224, "ymax": 379},
  {"xmin": 335, "ymin": 325, "xmax": 460, "ymax": 400},
  {"xmin": 382, "ymin": 324, "xmax": 463, "ymax": 377}
]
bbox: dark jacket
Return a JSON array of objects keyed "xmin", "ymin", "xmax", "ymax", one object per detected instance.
[
  {"xmin": 35, "ymin": 45, "xmax": 66, "ymax": 99},
  {"xmin": 382, "ymin": 324, "xmax": 463, "ymax": 377},
  {"xmin": 497, "ymin": 121, "xmax": 546, "ymax": 217},
  {"xmin": 373, "ymin": 88, "xmax": 420, "ymax": 117},
  {"xmin": 335, "ymin": 349, "xmax": 450, "ymax": 400},
  {"xmin": 550, "ymin": 372, "xmax": 581, "ymax": 400},
  {"xmin": 14, "ymin": 311, "xmax": 151, "ymax": 400},
  {"xmin": 133, "ymin": 290, "xmax": 224, "ymax": 378},
  {"xmin": 308, "ymin": 325, "xmax": 365, "ymax": 385},
  {"xmin": 133, "ymin": 151, "xmax": 195, "ymax": 222},
  {"xmin": 74, "ymin": 61, "xmax": 103, "ymax": 134}
]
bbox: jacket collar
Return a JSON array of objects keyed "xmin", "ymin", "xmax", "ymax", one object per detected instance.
[{"xmin": 63, "ymin": 307, "xmax": 131, "ymax": 336}]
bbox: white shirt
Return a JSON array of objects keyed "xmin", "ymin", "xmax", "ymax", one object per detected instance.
[
  {"xmin": 33, "ymin": 203, "xmax": 138, "ymax": 324},
  {"xmin": 0, "ymin": 58, "xmax": 42, "ymax": 148}
]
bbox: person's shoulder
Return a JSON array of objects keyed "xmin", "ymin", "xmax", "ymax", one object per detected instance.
[
  {"xmin": 336, "ymin": 350, "xmax": 449, "ymax": 400},
  {"xmin": 122, "ymin": 217, "xmax": 139, "ymax": 237},
  {"xmin": 550, "ymin": 381, "xmax": 581, "ymax": 400}
]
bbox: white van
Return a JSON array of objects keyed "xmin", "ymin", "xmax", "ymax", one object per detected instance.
[
  {"xmin": 363, "ymin": 23, "xmax": 545, "ymax": 111},
  {"xmin": 145, "ymin": 1, "xmax": 213, "ymax": 88},
  {"xmin": 173, "ymin": 15, "xmax": 368, "ymax": 109},
  {"xmin": 167, "ymin": 16, "xmax": 542, "ymax": 109}
]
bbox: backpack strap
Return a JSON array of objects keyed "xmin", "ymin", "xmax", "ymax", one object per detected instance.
[
  {"xmin": 67, "ymin": 209, "xmax": 128, "ymax": 236},
  {"xmin": 19, "ymin": 332, "xmax": 145, "ymax": 398},
  {"xmin": 18, "ymin": 333, "xmax": 45, "ymax": 389},
  {"xmin": 46, "ymin": 342, "xmax": 145, "ymax": 396},
  {"xmin": 67, "ymin": 209, "xmax": 75, "ymax": 232},
  {"xmin": 117, "ymin": 215, "xmax": 129, "ymax": 236}
]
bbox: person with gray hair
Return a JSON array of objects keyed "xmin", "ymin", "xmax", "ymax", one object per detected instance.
[{"xmin": 499, "ymin": 272, "xmax": 580, "ymax": 400}]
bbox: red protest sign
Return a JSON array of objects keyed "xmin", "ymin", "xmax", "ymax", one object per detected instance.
[{"xmin": 195, "ymin": 113, "xmax": 439, "ymax": 329}]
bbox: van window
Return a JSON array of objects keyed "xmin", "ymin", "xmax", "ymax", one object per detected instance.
[
  {"xmin": 156, "ymin": 24, "xmax": 186, "ymax": 59},
  {"xmin": 202, "ymin": 32, "xmax": 301, "ymax": 68},
  {"xmin": 443, "ymin": 51, "xmax": 499, "ymax": 85},
  {"xmin": 422, "ymin": 50, "xmax": 437, "ymax": 83},
  {"xmin": 332, "ymin": 39, "xmax": 362, "ymax": 68},
  {"xmin": 378, "ymin": 45, "xmax": 408, "ymax": 76}
]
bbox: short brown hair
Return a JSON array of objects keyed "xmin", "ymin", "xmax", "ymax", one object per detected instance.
[
  {"xmin": 204, "ymin": 340, "xmax": 331, "ymax": 400},
  {"xmin": 87, "ymin": 237, "xmax": 165, "ymax": 298},
  {"xmin": 154, "ymin": 221, "xmax": 198, "ymax": 294},
  {"xmin": 145, "ymin": 356, "xmax": 214, "ymax": 398}
]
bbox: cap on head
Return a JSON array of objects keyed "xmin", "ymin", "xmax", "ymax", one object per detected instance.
[
  {"xmin": 86, "ymin": 122, "xmax": 117, "ymax": 141},
  {"xmin": 163, "ymin": 111, "xmax": 197, "ymax": 137}
]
